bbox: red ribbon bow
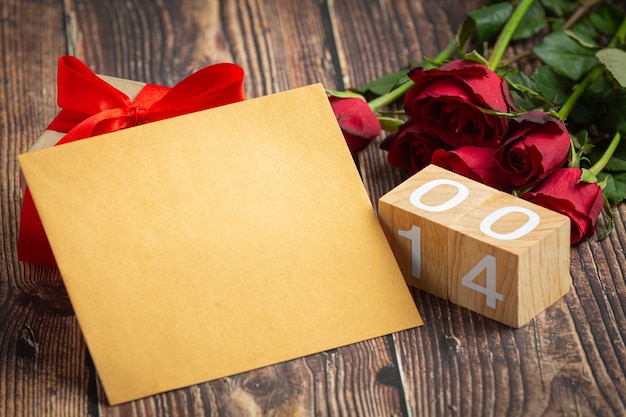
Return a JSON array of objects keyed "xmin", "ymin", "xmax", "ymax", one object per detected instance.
[{"xmin": 18, "ymin": 56, "xmax": 246, "ymax": 266}]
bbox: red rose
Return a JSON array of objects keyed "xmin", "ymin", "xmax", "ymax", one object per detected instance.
[
  {"xmin": 329, "ymin": 95, "xmax": 381, "ymax": 154},
  {"xmin": 521, "ymin": 168, "xmax": 604, "ymax": 244},
  {"xmin": 404, "ymin": 60, "xmax": 515, "ymax": 148},
  {"xmin": 431, "ymin": 145, "xmax": 500, "ymax": 189},
  {"xmin": 494, "ymin": 111, "xmax": 570, "ymax": 189},
  {"xmin": 380, "ymin": 121, "xmax": 448, "ymax": 174}
]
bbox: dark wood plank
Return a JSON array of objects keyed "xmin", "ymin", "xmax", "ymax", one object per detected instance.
[
  {"xmin": 64, "ymin": 0, "xmax": 342, "ymax": 96},
  {"xmin": 0, "ymin": 0, "xmax": 94, "ymax": 416}
]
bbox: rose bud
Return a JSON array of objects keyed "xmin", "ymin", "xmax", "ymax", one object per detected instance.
[
  {"xmin": 521, "ymin": 168, "xmax": 604, "ymax": 244},
  {"xmin": 329, "ymin": 95, "xmax": 381, "ymax": 154},
  {"xmin": 431, "ymin": 145, "xmax": 501, "ymax": 189},
  {"xmin": 494, "ymin": 111, "xmax": 570, "ymax": 189},
  {"xmin": 404, "ymin": 60, "xmax": 515, "ymax": 148},
  {"xmin": 380, "ymin": 120, "xmax": 448, "ymax": 175}
]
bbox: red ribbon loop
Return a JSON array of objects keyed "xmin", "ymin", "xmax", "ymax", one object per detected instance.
[
  {"xmin": 47, "ymin": 55, "xmax": 245, "ymax": 144},
  {"xmin": 19, "ymin": 55, "xmax": 246, "ymax": 266}
]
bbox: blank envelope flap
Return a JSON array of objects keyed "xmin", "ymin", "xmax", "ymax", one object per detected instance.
[{"xmin": 18, "ymin": 84, "xmax": 422, "ymax": 405}]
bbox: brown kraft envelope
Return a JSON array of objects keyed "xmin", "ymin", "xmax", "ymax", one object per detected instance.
[{"xmin": 18, "ymin": 83, "xmax": 423, "ymax": 405}]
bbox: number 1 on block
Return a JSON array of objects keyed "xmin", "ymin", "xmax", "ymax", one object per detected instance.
[{"xmin": 398, "ymin": 225, "xmax": 421, "ymax": 279}]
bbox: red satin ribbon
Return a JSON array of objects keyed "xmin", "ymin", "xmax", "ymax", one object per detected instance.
[{"xmin": 18, "ymin": 55, "xmax": 245, "ymax": 266}]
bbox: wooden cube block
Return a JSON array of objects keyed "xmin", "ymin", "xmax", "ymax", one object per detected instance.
[
  {"xmin": 378, "ymin": 165, "xmax": 494, "ymax": 298},
  {"xmin": 448, "ymin": 193, "xmax": 570, "ymax": 328},
  {"xmin": 378, "ymin": 164, "xmax": 571, "ymax": 327}
]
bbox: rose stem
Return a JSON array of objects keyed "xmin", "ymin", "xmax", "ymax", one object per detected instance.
[
  {"xmin": 589, "ymin": 132, "xmax": 622, "ymax": 177},
  {"xmin": 367, "ymin": 79, "xmax": 413, "ymax": 112},
  {"xmin": 487, "ymin": 0, "xmax": 535, "ymax": 71}
]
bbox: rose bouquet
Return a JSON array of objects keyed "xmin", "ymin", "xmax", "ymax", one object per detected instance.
[{"xmin": 329, "ymin": 0, "xmax": 626, "ymax": 244}]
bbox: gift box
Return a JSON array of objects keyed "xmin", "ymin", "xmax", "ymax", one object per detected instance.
[{"xmin": 18, "ymin": 56, "xmax": 246, "ymax": 266}]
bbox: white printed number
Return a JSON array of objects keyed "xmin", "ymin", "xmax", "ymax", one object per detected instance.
[
  {"xmin": 461, "ymin": 255, "xmax": 503, "ymax": 309},
  {"xmin": 398, "ymin": 226, "xmax": 421, "ymax": 279},
  {"xmin": 409, "ymin": 179, "xmax": 469, "ymax": 212},
  {"xmin": 480, "ymin": 206, "xmax": 540, "ymax": 240}
]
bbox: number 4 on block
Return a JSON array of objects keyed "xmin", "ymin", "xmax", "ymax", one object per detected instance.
[{"xmin": 378, "ymin": 164, "xmax": 571, "ymax": 328}]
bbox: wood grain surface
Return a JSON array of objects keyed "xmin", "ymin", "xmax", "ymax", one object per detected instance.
[{"xmin": 1, "ymin": 0, "xmax": 625, "ymax": 416}]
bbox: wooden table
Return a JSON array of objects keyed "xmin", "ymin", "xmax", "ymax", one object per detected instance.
[{"xmin": 2, "ymin": 0, "xmax": 625, "ymax": 415}]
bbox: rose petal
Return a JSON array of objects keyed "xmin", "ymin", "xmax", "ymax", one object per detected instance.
[
  {"xmin": 495, "ymin": 111, "xmax": 570, "ymax": 188},
  {"xmin": 432, "ymin": 146, "xmax": 501, "ymax": 189},
  {"xmin": 329, "ymin": 96, "xmax": 381, "ymax": 153},
  {"xmin": 403, "ymin": 60, "xmax": 511, "ymax": 148},
  {"xmin": 380, "ymin": 121, "xmax": 446, "ymax": 174},
  {"xmin": 522, "ymin": 168, "xmax": 604, "ymax": 244}
]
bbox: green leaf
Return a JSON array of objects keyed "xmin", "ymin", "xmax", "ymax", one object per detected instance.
[
  {"xmin": 571, "ymin": 129, "xmax": 594, "ymax": 158},
  {"xmin": 569, "ymin": 75, "xmax": 614, "ymax": 130},
  {"xmin": 566, "ymin": 18, "xmax": 600, "ymax": 48},
  {"xmin": 565, "ymin": 29, "xmax": 598, "ymax": 49},
  {"xmin": 456, "ymin": 16, "xmax": 476, "ymax": 55},
  {"xmin": 512, "ymin": 1, "xmax": 547, "ymax": 40},
  {"xmin": 597, "ymin": 48, "xmax": 626, "ymax": 88},
  {"xmin": 378, "ymin": 117, "xmax": 405, "ymax": 132},
  {"xmin": 503, "ymin": 69, "xmax": 543, "ymax": 110},
  {"xmin": 598, "ymin": 89, "xmax": 626, "ymax": 136},
  {"xmin": 464, "ymin": 50, "xmax": 489, "ymax": 66},
  {"xmin": 325, "ymin": 89, "xmax": 366, "ymax": 100},
  {"xmin": 540, "ymin": 0, "xmax": 577, "ymax": 18},
  {"xmin": 532, "ymin": 30, "xmax": 599, "ymax": 80},
  {"xmin": 605, "ymin": 142, "xmax": 626, "ymax": 172},
  {"xmin": 597, "ymin": 196, "xmax": 615, "ymax": 241},
  {"xmin": 589, "ymin": 4, "xmax": 625, "ymax": 36},
  {"xmin": 550, "ymin": 17, "xmax": 566, "ymax": 32},
  {"xmin": 352, "ymin": 69, "xmax": 410, "ymax": 96},
  {"xmin": 466, "ymin": 2, "xmax": 513, "ymax": 44},
  {"xmin": 597, "ymin": 172, "xmax": 626, "ymax": 205},
  {"xmin": 503, "ymin": 68, "xmax": 537, "ymax": 90},
  {"xmin": 423, "ymin": 57, "xmax": 444, "ymax": 68},
  {"xmin": 533, "ymin": 66, "xmax": 570, "ymax": 106}
]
